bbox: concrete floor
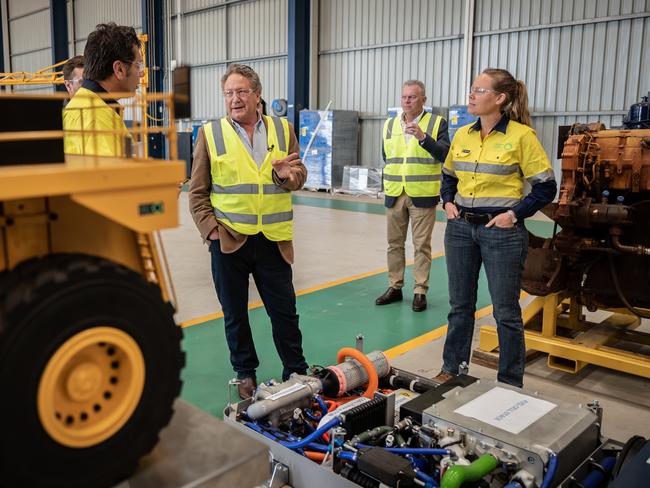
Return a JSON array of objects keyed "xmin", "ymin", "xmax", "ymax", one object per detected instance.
[{"xmin": 162, "ymin": 190, "xmax": 650, "ymax": 443}]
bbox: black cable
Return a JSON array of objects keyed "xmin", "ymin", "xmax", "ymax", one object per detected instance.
[{"xmin": 607, "ymin": 255, "xmax": 650, "ymax": 319}]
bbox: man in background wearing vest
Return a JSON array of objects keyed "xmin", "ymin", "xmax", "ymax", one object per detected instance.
[
  {"xmin": 189, "ymin": 64, "xmax": 308, "ymax": 400},
  {"xmin": 375, "ymin": 80, "xmax": 450, "ymax": 312},
  {"xmin": 63, "ymin": 23, "xmax": 142, "ymax": 157},
  {"xmin": 62, "ymin": 55, "xmax": 84, "ymax": 98}
]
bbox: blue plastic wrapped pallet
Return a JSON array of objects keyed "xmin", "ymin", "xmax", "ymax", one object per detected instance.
[
  {"xmin": 299, "ymin": 110, "xmax": 359, "ymax": 190},
  {"xmin": 448, "ymin": 105, "xmax": 478, "ymax": 140}
]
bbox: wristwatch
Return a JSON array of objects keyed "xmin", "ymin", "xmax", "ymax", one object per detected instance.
[{"xmin": 507, "ymin": 210, "xmax": 518, "ymax": 224}]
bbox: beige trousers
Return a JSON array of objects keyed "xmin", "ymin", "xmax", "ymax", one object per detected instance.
[{"xmin": 386, "ymin": 193, "xmax": 437, "ymax": 294}]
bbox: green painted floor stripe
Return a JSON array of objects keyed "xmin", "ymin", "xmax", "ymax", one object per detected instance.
[{"xmin": 180, "ymin": 257, "xmax": 494, "ymax": 417}]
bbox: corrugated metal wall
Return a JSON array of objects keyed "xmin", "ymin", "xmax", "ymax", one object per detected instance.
[
  {"xmin": 169, "ymin": 0, "xmax": 288, "ymax": 122},
  {"xmin": 473, "ymin": 0, "xmax": 650, "ymax": 178},
  {"xmin": 318, "ymin": 0, "xmax": 650, "ymax": 173},
  {"xmin": 3, "ymin": 0, "xmax": 142, "ymax": 93},
  {"xmin": 6, "ymin": 0, "xmax": 52, "ymax": 92},
  {"xmin": 318, "ymin": 0, "xmax": 466, "ymax": 168}
]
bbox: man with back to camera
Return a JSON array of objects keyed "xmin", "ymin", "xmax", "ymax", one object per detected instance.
[
  {"xmin": 63, "ymin": 23, "xmax": 143, "ymax": 157},
  {"xmin": 62, "ymin": 55, "xmax": 84, "ymax": 97},
  {"xmin": 189, "ymin": 64, "xmax": 309, "ymax": 400},
  {"xmin": 375, "ymin": 80, "xmax": 450, "ymax": 312}
]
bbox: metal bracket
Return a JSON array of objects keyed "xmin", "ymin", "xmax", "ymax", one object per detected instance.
[{"xmin": 264, "ymin": 460, "xmax": 289, "ymax": 488}]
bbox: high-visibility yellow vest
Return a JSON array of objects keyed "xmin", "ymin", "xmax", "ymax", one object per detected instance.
[
  {"xmin": 204, "ymin": 115, "xmax": 293, "ymax": 241},
  {"xmin": 382, "ymin": 112, "xmax": 444, "ymax": 198},
  {"xmin": 63, "ymin": 87, "xmax": 129, "ymax": 157},
  {"xmin": 442, "ymin": 119, "xmax": 554, "ymax": 208}
]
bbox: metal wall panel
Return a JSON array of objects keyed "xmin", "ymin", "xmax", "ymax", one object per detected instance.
[
  {"xmin": 318, "ymin": 0, "xmax": 465, "ymax": 167},
  {"xmin": 180, "ymin": 8, "xmax": 227, "ymax": 65},
  {"xmin": 169, "ymin": 0, "xmax": 287, "ymax": 121},
  {"xmin": 7, "ymin": 0, "xmax": 48, "ymax": 20},
  {"xmin": 6, "ymin": 3, "xmax": 52, "ymax": 92},
  {"xmin": 318, "ymin": 0, "xmax": 649, "ymax": 168},
  {"xmin": 472, "ymin": 0, "xmax": 650, "ymax": 178},
  {"xmin": 227, "ymin": 0, "xmax": 287, "ymax": 59},
  {"xmin": 8, "ymin": 8, "xmax": 50, "ymax": 56},
  {"xmin": 180, "ymin": 0, "xmax": 227, "ymax": 13},
  {"xmin": 73, "ymin": 0, "xmax": 141, "ymax": 42}
]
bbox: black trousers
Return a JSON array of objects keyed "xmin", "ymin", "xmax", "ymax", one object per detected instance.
[{"xmin": 209, "ymin": 233, "xmax": 308, "ymax": 381}]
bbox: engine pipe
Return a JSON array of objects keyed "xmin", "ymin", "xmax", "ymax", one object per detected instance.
[
  {"xmin": 279, "ymin": 417, "xmax": 342, "ymax": 450},
  {"xmin": 440, "ymin": 454, "xmax": 498, "ymax": 488},
  {"xmin": 539, "ymin": 454, "xmax": 558, "ymax": 488},
  {"xmin": 579, "ymin": 456, "xmax": 616, "ymax": 488},
  {"xmin": 355, "ymin": 443, "xmax": 451, "ymax": 456}
]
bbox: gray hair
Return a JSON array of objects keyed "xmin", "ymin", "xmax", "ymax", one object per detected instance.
[
  {"xmin": 221, "ymin": 64, "xmax": 262, "ymax": 93},
  {"xmin": 403, "ymin": 80, "xmax": 426, "ymax": 97}
]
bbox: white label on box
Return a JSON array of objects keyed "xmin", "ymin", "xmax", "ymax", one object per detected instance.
[{"xmin": 453, "ymin": 386, "xmax": 556, "ymax": 435}]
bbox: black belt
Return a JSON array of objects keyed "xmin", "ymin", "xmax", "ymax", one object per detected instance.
[{"xmin": 459, "ymin": 209, "xmax": 507, "ymax": 225}]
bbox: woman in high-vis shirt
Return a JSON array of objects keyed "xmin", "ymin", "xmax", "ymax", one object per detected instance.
[{"xmin": 437, "ymin": 68, "xmax": 557, "ymax": 387}]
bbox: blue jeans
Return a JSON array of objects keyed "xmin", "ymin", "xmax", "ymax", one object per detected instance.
[
  {"xmin": 442, "ymin": 218, "xmax": 528, "ymax": 387},
  {"xmin": 209, "ymin": 234, "xmax": 308, "ymax": 381}
]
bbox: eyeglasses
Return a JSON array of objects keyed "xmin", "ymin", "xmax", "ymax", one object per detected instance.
[
  {"xmin": 122, "ymin": 60, "xmax": 145, "ymax": 72},
  {"xmin": 67, "ymin": 78, "xmax": 83, "ymax": 85},
  {"xmin": 469, "ymin": 87, "xmax": 500, "ymax": 95},
  {"xmin": 223, "ymin": 88, "xmax": 256, "ymax": 99},
  {"xmin": 401, "ymin": 95, "xmax": 422, "ymax": 101}
]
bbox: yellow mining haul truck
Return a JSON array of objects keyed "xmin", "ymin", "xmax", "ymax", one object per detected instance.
[{"xmin": 0, "ymin": 91, "xmax": 186, "ymax": 487}]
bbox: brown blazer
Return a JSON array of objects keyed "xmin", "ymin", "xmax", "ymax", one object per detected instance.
[{"xmin": 188, "ymin": 117, "xmax": 305, "ymax": 264}]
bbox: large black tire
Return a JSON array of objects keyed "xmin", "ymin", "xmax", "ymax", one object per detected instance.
[{"xmin": 0, "ymin": 254, "xmax": 184, "ymax": 487}]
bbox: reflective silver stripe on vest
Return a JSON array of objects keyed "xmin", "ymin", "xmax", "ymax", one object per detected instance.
[
  {"xmin": 404, "ymin": 157, "xmax": 437, "ymax": 165},
  {"xmin": 453, "ymin": 161, "xmax": 520, "ymax": 175},
  {"xmin": 212, "ymin": 183, "xmax": 258, "ymax": 194},
  {"xmin": 386, "ymin": 117, "xmax": 396, "ymax": 139},
  {"xmin": 455, "ymin": 195, "xmax": 522, "ymax": 208},
  {"xmin": 210, "ymin": 120, "xmax": 226, "ymax": 156},
  {"xmin": 383, "ymin": 174, "xmax": 403, "ymax": 182},
  {"xmin": 213, "ymin": 208, "xmax": 258, "ymax": 224},
  {"xmin": 263, "ymin": 184, "xmax": 289, "ymax": 194},
  {"xmin": 261, "ymin": 210, "xmax": 293, "ymax": 224},
  {"xmin": 271, "ymin": 116, "xmax": 286, "ymax": 152},
  {"xmin": 425, "ymin": 114, "xmax": 437, "ymax": 136},
  {"xmin": 383, "ymin": 174, "xmax": 440, "ymax": 182},
  {"xmin": 385, "ymin": 157, "xmax": 403, "ymax": 165},
  {"xmin": 527, "ymin": 168, "xmax": 555, "ymax": 185},
  {"xmin": 442, "ymin": 166, "xmax": 456, "ymax": 176}
]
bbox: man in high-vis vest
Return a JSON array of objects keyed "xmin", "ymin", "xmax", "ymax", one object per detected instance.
[
  {"xmin": 63, "ymin": 23, "xmax": 142, "ymax": 157},
  {"xmin": 189, "ymin": 64, "xmax": 308, "ymax": 400},
  {"xmin": 375, "ymin": 80, "xmax": 450, "ymax": 312}
]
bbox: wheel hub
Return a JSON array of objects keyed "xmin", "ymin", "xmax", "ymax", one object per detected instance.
[{"xmin": 37, "ymin": 327, "xmax": 145, "ymax": 448}]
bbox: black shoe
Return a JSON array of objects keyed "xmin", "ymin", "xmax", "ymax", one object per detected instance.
[
  {"xmin": 237, "ymin": 376, "xmax": 257, "ymax": 400},
  {"xmin": 375, "ymin": 287, "xmax": 403, "ymax": 305},
  {"xmin": 412, "ymin": 294, "xmax": 427, "ymax": 312}
]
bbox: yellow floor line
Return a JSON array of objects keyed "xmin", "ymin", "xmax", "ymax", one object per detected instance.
[
  {"xmin": 179, "ymin": 252, "xmax": 445, "ymax": 328},
  {"xmin": 384, "ymin": 290, "xmax": 530, "ymax": 359}
]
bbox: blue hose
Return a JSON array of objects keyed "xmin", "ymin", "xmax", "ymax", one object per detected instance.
[
  {"xmin": 315, "ymin": 395, "xmax": 329, "ymax": 415},
  {"xmin": 415, "ymin": 469, "xmax": 438, "ymax": 487},
  {"xmin": 540, "ymin": 454, "xmax": 558, "ymax": 488},
  {"xmin": 339, "ymin": 451, "xmax": 357, "ymax": 462},
  {"xmin": 355, "ymin": 443, "xmax": 451, "ymax": 456},
  {"xmin": 280, "ymin": 417, "xmax": 342, "ymax": 450},
  {"xmin": 504, "ymin": 482, "xmax": 524, "ymax": 488},
  {"xmin": 579, "ymin": 456, "xmax": 616, "ymax": 488}
]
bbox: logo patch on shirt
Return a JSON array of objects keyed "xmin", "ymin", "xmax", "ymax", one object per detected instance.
[
  {"xmin": 462, "ymin": 149, "xmax": 471, "ymax": 153},
  {"xmin": 493, "ymin": 143, "xmax": 513, "ymax": 150}
]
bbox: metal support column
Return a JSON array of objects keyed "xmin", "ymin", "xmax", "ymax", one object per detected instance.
[
  {"xmin": 142, "ymin": 0, "xmax": 166, "ymax": 158},
  {"xmin": 287, "ymin": 0, "xmax": 310, "ymax": 133},
  {"xmin": 50, "ymin": 0, "xmax": 69, "ymax": 92}
]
